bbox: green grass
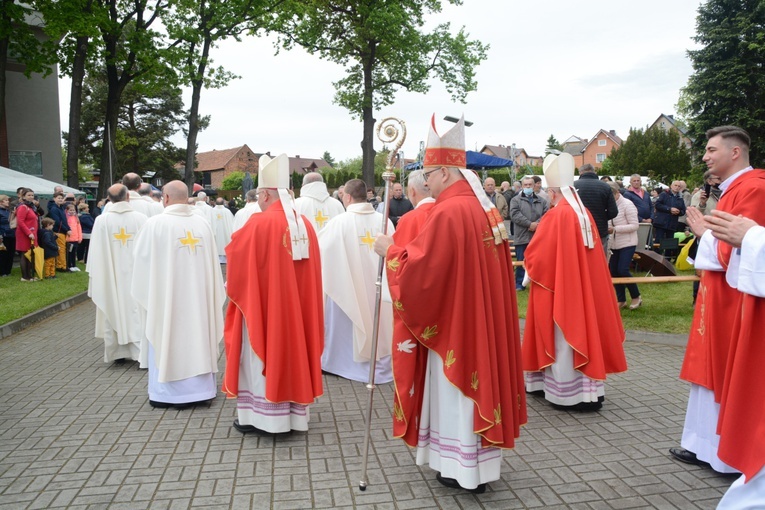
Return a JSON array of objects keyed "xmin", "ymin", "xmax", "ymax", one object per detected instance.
[
  {"xmin": 515, "ymin": 270, "xmax": 696, "ymax": 335},
  {"xmin": 0, "ymin": 262, "xmax": 88, "ymax": 325}
]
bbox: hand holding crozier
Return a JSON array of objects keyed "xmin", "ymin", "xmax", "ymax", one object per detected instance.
[
  {"xmin": 706, "ymin": 210, "xmax": 759, "ymax": 248},
  {"xmin": 373, "ymin": 234, "xmax": 393, "ymax": 257}
]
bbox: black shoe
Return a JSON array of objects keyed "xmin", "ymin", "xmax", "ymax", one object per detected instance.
[
  {"xmin": 572, "ymin": 401, "xmax": 603, "ymax": 411},
  {"xmin": 233, "ymin": 419, "xmax": 261, "ymax": 434},
  {"xmin": 114, "ymin": 358, "xmax": 126, "ymax": 366},
  {"xmin": 669, "ymin": 447, "xmax": 710, "ymax": 466},
  {"xmin": 436, "ymin": 473, "xmax": 486, "ymax": 494},
  {"xmin": 149, "ymin": 400, "xmax": 171, "ymax": 409},
  {"xmin": 526, "ymin": 389, "xmax": 545, "ymax": 397}
]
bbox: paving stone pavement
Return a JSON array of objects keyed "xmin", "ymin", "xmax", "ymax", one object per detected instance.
[{"xmin": 0, "ymin": 301, "xmax": 735, "ymax": 509}]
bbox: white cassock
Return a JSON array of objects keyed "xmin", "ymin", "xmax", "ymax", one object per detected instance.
[
  {"xmin": 131, "ymin": 204, "xmax": 226, "ymax": 404},
  {"xmin": 210, "ymin": 205, "xmax": 234, "ymax": 263},
  {"xmin": 127, "ymin": 191, "xmax": 155, "ymax": 217},
  {"xmin": 141, "ymin": 195, "xmax": 163, "ymax": 217},
  {"xmin": 232, "ymin": 202, "xmax": 261, "ymax": 232},
  {"xmin": 716, "ymin": 225, "xmax": 765, "ymax": 509},
  {"xmin": 86, "ymin": 201, "xmax": 148, "ymax": 363},
  {"xmin": 295, "ymin": 181, "xmax": 346, "ymax": 233},
  {"xmin": 318, "ymin": 202, "xmax": 394, "ymax": 383}
]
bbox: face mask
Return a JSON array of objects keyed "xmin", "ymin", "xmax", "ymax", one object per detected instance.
[{"xmin": 522, "ymin": 187, "xmax": 533, "ymax": 197}]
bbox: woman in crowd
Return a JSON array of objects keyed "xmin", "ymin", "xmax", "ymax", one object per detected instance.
[
  {"xmin": 15, "ymin": 188, "xmax": 39, "ymax": 282},
  {"xmin": 607, "ymin": 182, "xmax": 642, "ymax": 310},
  {"xmin": 0, "ymin": 195, "xmax": 15, "ymax": 276}
]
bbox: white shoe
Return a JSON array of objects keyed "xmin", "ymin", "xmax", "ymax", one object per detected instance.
[{"xmin": 69, "ymin": 267, "xmax": 81, "ymax": 272}]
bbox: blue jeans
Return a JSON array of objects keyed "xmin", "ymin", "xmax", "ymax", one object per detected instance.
[
  {"xmin": 609, "ymin": 245, "xmax": 640, "ymax": 302},
  {"xmin": 514, "ymin": 243, "xmax": 527, "ymax": 288}
]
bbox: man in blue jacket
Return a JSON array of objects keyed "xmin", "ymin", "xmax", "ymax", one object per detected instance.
[
  {"xmin": 653, "ymin": 181, "xmax": 686, "ymax": 248},
  {"xmin": 623, "ymin": 174, "xmax": 653, "ymax": 223}
]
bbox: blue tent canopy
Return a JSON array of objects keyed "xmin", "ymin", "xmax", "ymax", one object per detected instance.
[{"xmin": 404, "ymin": 150, "xmax": 513, "ymax": 171}]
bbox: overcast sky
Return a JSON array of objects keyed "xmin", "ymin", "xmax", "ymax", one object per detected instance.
[{"xmin": 58, "ymin": 0, "xmax": 702, "ymax": 165}]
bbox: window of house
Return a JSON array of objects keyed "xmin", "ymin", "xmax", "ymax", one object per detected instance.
[
  {"xmin": 598, "ymin": 140, "xmax": 607, "ymax": 147},
  {"xmin": 596, "ymin": 153, "xmax": 606, "ymax": 163},
  {"xmin": 9, "ymin": 151, "xmax": 43, "ymax": 175}
]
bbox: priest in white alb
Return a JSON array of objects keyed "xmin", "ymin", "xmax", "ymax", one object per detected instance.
[
  {"xmin": 193, "ymin": 192, "xmax": 214, "ymax": 224},
  {"xmin": 211, "ymin": 197, "xmax": 234, "ymax": 263},
  {"xmin": 87, "ymin": 183, "xmax": 148, "ymax": 365},
  {"xmin": 295, "ymin": 172, "xmax": 345, "ymax": 233},
  {"xmin": 233, "ymin": 189, "xmax": 261, "ymax": 232},
  {"xmin": 131, "ymin": 180, "xmax": 226, "ymax": 410},
  {"xmin": 318, "ymin": 178, "xmax": 395, "ymax": 383}
]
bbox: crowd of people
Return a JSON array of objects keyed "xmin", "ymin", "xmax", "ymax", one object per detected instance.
[{"xmin": 3, "ymin": 119, "xmax": 763, "ymax": 506}]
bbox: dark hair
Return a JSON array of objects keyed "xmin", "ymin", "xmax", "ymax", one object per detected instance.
[
  {"xmin": 706, "ymin": 125, "xmax": 750, "ymax": 152},
  {"xmin": 579, "ymin": 163, "xmax": 595, "ymax": 174},
  {"xmin": 344, "ymin": 179, "xmax": 367, "ymax": 201}
]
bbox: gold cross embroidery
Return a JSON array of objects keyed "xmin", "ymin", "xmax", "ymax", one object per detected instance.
[
  {"xmin": 179, "ymin": 230, "xmax": 201, "ymax": 253},
  {"xmin": 113, "ymin": 227, "xmax": 133, "ymax": 246},
  {"xmin": 314, "ymin": 210, "xmax": 329, "ymax": 229},
  {"xmin": 360, "ymin": 230, "xmax": 375, "ymax": 250}
]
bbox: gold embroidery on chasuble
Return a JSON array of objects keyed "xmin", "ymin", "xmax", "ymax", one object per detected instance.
[
  {"xmin": 314, "ymin": 210, "xmax": 329, "ymax": 229},
  {"xmin": 697, "ymin": 282, "xmax": 707, "ymax": 338},
  {"xmin": 387, "ymin": 258, "xmax": 400, "ymax": 271},
  {"xmin": 471, "ymin": 371, "xmax": 479, "ymax": 391},
  {"xmin": 179, "ymin": 230, "xmax": 202, "ymax": 254},
  {"xmin": 393, "ymin": 402, "xmax": 404, "ymax": 422},
  {"xmin": 282, "ymin": 228, "xmax": 292, "ymax": 257},
  {"xmin": 421, "ymin": 325, "xmax": 438, "ymax": 341},
  {"xmin": 445, "ymin": 350, "xmax": 456, "ymax": 368},
  {"xmin": 394, "ymin": 300, "xmax": 404, "ymax": 312},
  {"xmin": 494, "ymin": 403, "xmax": 502, "ymax": 425},
  {"xmin": 359, "ymin": 230, "xmax": 376, "ymax": 251},
  {"xmin": 113, "ymin": 227, "xmax": 133, "ymax": 246}
]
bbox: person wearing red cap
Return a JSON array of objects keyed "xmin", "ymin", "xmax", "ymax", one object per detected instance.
[{"xmin": 374, "ymin": 115, "xmax": 526, "ymax": 494}]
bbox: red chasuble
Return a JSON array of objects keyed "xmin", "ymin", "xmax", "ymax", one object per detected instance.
[
  {"xmin": 385, "ymin": 179, "xmax": 526, "ymax": 448},
  {"xmin": 223, "ymin": 200, "xmax": 324, "ymax": 404},
  {"xmin": 522, "ymin": 200, "xmax": 627, "ymax": 379},
  {"xmin": 679, "ymin": 170, "xmax": 765, "ymax": 400},
  {"xmin": 717, "ymin": 293, "xmax": 765, "ymax": 480},
  {"xmin": 390, "ymin": 200, "xmax": 435, "ymax": 446}
]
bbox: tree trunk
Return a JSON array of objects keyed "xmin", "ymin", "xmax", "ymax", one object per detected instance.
[
  {"xmin": 184, "ymin": 37, "xmax": 211, "ymax": 194},
  {"xmin": 97, "ymin": 81, "xmax": 122, "ymax": 200},
  {"xmin": 66, "ymin": 35, "xmax": 89, "ymax": 188}
]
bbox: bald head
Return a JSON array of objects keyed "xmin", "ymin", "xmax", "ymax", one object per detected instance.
[
  {"xmin": 216, "ymin": 197, "xmax": 225, "ymax": 205},
  {"xmin": 107, "ymin": 184, "xmax": 128, "ymax": 203},
  {"xmin": 163, "ymin": 181, "xmax": 189, "ymax": 205},
  {"xmin": 302, "ymin": 172, "xmax": 323, "ymax": 185},
  {"xmin": 122, "ymin": 173, "xmax": 142, "ymax": 191},
  {"xmin": 138, "ymin": 182, "xmax": 152, "ymax": 196}
]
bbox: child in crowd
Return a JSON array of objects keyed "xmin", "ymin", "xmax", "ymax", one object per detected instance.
[
  {"xmin": 77, "ymin": 202, "xmax": 94, "ymax": 263},
  {"xmin": 65, "ymin": 203, "xmax": 82, "ymax": 272},
  {"xmin": 39, "ymin": 218, "xmax": 59, "ymax": 279}
]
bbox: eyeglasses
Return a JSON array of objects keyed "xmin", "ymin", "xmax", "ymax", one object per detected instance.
[{"xmin": 423, "ymin": 168, "xmax": 440, "ymax": 181}]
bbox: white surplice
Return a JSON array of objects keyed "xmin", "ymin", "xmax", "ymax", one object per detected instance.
[
  {"xmin": 131, "ymin": 204, "xmax": 226, "ymax": 403},
  {"xmin": 86, "ymin": 201, "xmax": 148, "ymax": 363},
  {"xmin": 210, "ymin": 205, "xmax": 234, "ymax": 262},
  {"xmin": 318, "ymin": 203, "xmax": 394, "ymax": 383},
  {"xmin": 232, "ymin": 202, "xmax": 261, "ymax": 232},
  {"xmin": 416, "ymin": 350, "xmax": 502, "ymax": 489},
  {"xmin": 193, "ymin": 201, "xmax": 214, "ymax": 225},
  {"xmin": 295, "ymin": 181, "xmax": 346, "ymax": 233}
]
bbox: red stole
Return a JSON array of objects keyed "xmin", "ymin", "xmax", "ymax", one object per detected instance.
[
  {"xmin": 223, "ymin": 200, "xmax": 324, "ymax": 404},
  {"xmin": 386, "ymin": 180, "xmax": 526, "ymax": 448},
  {"xmin": 680, "ymin": 170, "xmax": 765, "ymax": 399},
  {"xmin": 522, "ymin": 200, "xmax": 627, "ymax": 378}
]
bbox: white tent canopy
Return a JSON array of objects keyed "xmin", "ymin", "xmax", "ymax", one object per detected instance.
[{"xmin": 0, "ymin": 166, "xmax": 85, "ymax": 199}]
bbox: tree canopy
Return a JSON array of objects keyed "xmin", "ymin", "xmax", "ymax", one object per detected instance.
[
  {"xmin": 545, "ymin": 134, "xmax": 563, "ymax": 155},
  {"xmin": 278, "ymin": 0, "xmax": 488, "ymax": 186},
  {"xmin": 606, "ymin": 127, "xmax": 693, "ymax": 184},
  {"xmin": 678, "ymin": 0, "xmax": 765, "ymax": 164}
]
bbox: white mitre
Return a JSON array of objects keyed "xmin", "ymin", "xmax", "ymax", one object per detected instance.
[
  {"xmin": 543, "ymin": 153, "xmax": 594, "ymax": 248},
  {"xmin": 258, "ymin": 153, "xmax": 310, "ymax": 260}
]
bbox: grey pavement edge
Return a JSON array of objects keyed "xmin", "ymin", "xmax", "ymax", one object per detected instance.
[{"xmin": 1, "ymin": 300, "xmax": 734, "ymax": 510}]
